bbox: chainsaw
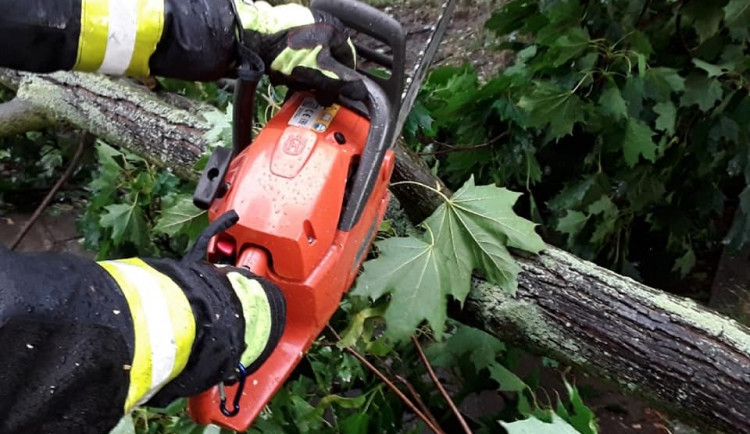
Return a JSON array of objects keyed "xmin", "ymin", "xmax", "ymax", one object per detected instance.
[{"xmin": 186, "ymin": 0, "xmax": 455, "ymax": 429}]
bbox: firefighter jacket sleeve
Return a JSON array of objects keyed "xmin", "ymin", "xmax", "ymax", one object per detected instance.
[
  {"xmin": 0, "ymin": 0, "xmax": 237, "ymax": 81},
  {"xmin": 0, "ymin": 0, "xmax": 363, "ymax": 94},
  {"xmin": 0, "ymin": 247, "xmax": 285, "ymax": 434}
]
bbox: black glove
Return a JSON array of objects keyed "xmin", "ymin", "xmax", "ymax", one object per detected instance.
[{"xmin": 235, "ymin": 1, "xmax": 366, "ymax": 105}]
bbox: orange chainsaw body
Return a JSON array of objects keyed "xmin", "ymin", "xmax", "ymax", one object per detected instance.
[{"xmin": 187, "ymin": 92, "xmax": 395, "ymax": 430}]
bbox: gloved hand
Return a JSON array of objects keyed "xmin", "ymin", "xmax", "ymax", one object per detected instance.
[
  {"xmin": 234, "ymin": 0, "xmax": 366, "ymax": 104},
  {"xmin": 96, "ymin": 256, "xmax": 286, "ymax": 410},
  {"xmin": 216, "ymin": 265, "xmax": 286, "ymax": 371}
]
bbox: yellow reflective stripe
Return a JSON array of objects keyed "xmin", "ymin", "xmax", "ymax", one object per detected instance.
[
  {"xmin": 126, "ymin": 0, "xmax": 165, "ymax": 76},
  {"xmin": 121, "ymin": 258, "xmax": 195, "ymax": 380},
  {"xmin": 75, "ymin": 0, "xmax": 110, "ymax": 71},
  {"xmin": 99, "ymin": 259, "xmax": 196, "ymax": 412},
  {"xmin": 99, "ymin": 261, "xmax": 152, "ymax": 412}
]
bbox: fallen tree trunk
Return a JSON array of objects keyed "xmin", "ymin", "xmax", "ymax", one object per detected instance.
[{"xmin": 2, "ymin": 69, "xmax": 749, "ymax": 433}]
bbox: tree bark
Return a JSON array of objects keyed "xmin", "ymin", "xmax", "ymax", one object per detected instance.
[
  {"xmin": 1, "ymin": 69, "xmax": 212, "ymax": 181},
  {"xmin": 3, "ymin": 68, "xmax": 750, "ymax": 432}
]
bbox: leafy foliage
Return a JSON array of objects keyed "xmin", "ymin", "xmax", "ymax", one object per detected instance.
[
  {"xmin": 0, "ymin": 131, "xmax": 84, "ymax": 210},
  {"xmin": 406, "ymin": 0, "xmax": 750, "ymax": 288},
  {"xmin": 79, "ymin": 141, "xmax": 205, "ymax": 259}
]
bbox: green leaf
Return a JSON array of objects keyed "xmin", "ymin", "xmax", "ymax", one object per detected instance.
[
  {"xmin": 427, "ymin": 324, "xmax": 505, "ymax": 371},
  {"xmin": 682, "ymin": 2, "xmax": 725, "ymax": 42},
  {"xmin": 548, "ymin": 175, "xmax": 603, "ymax": 211},
  {"xmin": 549, "ymin": 27, "xmax": 590, "ymax": 67},
  {"xmin": 404, "ymin": 101, "xmax": 435, "ymax": 138},
  {"xmin": 621, "ymin": 77, "xmax": 645, "ymax": 117},
  {"xmin": 108, "ymin": 417, "xmax": 135, "ymax": 434},
  {"xmin": 353, "ymin": 236, "xmax": 458, "ymax": 340},
  {"xmin": 488, "ymin": 362, "xmax": 526, "ymax": 392},
  {"xmin": 96, "ymin": 141, "xmax": 124, "ymax": 173},
  {"xmin": 653, "ymin": 102, "xmax": 676, "ymax": 135},
  {"xmin": 486, "ymin": 0, "xmax": 537, "ymax": 34},
  {"xmin": 100, "ymin": 202, "xmax": 149, "ymax": 248},
  {"xmin": 622, "ymin": 119, "xmax": 657, "ymax": 167},
  {"xmin": 340, "ymin": 412, "xmax": 370, "ymax": 434},
  {"xmin": 644, "ymin": 68, "xmax": 685, "ymax": 101},
  {"xmin": 588, "ymin": 195, "xmax": 617, "ymax": 217},
  {"xmin": 425, "ymin": 177, "xmax": 545, "ymax": 293},
  {"xmin": 629, "ymin": 31, "xmax": 653, "ymax": 56},
  {"xmin": 673, "ymin": 247, "xmax": 696, "ymax": 277},
  {"xmin": 725, "ymin": 0, "xmax": 750, "ymax": 31},
  {"xmin": 154, "ymin": 195, "xmax": 208, "ymax": 240},
  {"xmin": 518, "ymin": 82, "xmax": 586, "ymax": 138},
  {"xmin": 556, "ymin": 210, "xmax": 588, "ymax": 246},
  {"xmin": 500, "ymin": 415, "xmax": 579, "ymax": 434},
  {"xmin": 588, "ymin": 196, "xmax": 619, "ymax": 244},
  {"xmin": 598, "ymin": 85, "xmax": 628, "ymax": 120},
  {"xmin": 692, "ymin": 59, "xmax": 734, "ymax": 78},
  {"xmin": 545, "ymin": 0, "xmax": 583, "ymax": 25},
  {"xmin": 680, "ymin": 74, "xmax": 723, "ymax": 111},
  {"xmin": 561, "ymin": 376, "xmax": 598, "ymax": 434},
  {"xmin": 202, "ymin": 106, "xmax": 233, "ymax": 146}
]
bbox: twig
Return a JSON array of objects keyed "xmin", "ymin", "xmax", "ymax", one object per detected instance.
[
  {"xmin": 319, "ymin": 339, "xmax": 441, "ymax": 427},
  {"xmin": 411, "ymin": 335, "xmax": 473, "ymax": 434},
  {"xmin": 10, "ymin": 133, "xmax": 89, "ymax": 250},
  {"xmin": 394, "ymin": 374, "xmax": 442, "ymax": 429},
  {"xmin": 326, "ymin": 325, "xmax": 445, "ymax": 434},
  {"xmin": 417, "ymin": 133, "xmax": 507, "ymax": 156}
]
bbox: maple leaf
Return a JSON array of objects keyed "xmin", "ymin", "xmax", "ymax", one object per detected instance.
[
  {"xmin": 154, "ymin": 195, "xmax": 208, "ymax": 240},
  {"xmin": 518, "ymin": 82, "xmax": 586, "ymax": 138},
  {"xmin": 354, "ymin": 178, "xmax": 544, "ymax": 339},
  {"xmin": 353, "ymin": 235, "xmax": 460, "ymax": 341},
  {"xmin": 622, "ymin": 119, "xmax": 657, "ymax": 167},
  {"xmin": 100, "ymin": 201, "xmax": 149, "ymax": 249},
  {"xmin": 598, "ymin": 84, "xmax": 628, "ymax": 121},
  {"xmin": 653, "ymin": 102, "xmax": 676, "ymax": 135}
]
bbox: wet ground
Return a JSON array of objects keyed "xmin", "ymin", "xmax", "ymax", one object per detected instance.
[{"xmin": 0, "ymin": 206, "xmax": 90, "ymax": 257}]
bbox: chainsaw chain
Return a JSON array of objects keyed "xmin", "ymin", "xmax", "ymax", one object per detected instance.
[{"xmin": 394, "ymin": 0, "xmax": 459, "ymax": 138}]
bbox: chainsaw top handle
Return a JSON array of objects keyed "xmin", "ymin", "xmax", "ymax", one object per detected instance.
[
  {"xmin": 311, "ymin": 0, "xmax": 406, "ymax": 114},
  {"xmin": 193, "ymin": 0, "xmax": 405, "ymax": 230}
]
